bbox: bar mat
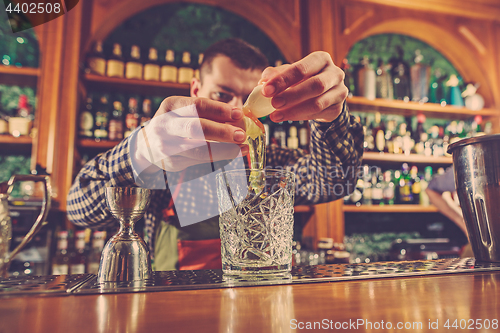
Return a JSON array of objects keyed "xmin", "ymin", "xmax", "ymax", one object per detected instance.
[
  {"xmin": 0, "ymin": 274, "xmax": 94, "ymax": 297},
  {"xmin": 1, "ymin": 258, "xmax": 499, "ymax": 297},
  {"xmin": 74, "ymin": 257, "xmax": 500, "ymax": 294}
]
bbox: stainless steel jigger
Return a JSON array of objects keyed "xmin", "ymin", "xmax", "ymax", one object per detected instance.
[{"xmin": 98, "ymin": 187, "xmax": 152, "ymax": 283}]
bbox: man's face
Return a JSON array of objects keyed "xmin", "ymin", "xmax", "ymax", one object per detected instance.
[{"xmin": 191, "ymin": 55, "xmax": 262, "ymax": 108}]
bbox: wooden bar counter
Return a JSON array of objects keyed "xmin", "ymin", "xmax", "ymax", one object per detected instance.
[{"xmin": 1, "ymin": 270, "xmax": 499, "ymax": 332}]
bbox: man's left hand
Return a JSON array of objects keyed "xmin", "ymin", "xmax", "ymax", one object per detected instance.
[{"xmin": 259, "ymin": 51, "xmax": 348, "ymax": 123}]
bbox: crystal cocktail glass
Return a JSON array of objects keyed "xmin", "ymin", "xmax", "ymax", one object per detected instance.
[{"xmin": 216, "ymin": 169, "xmax": 295, "ymax": 276}]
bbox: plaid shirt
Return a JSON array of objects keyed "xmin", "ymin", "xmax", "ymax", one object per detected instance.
[{"xmin": 67, "ymin": 105, "xmax": 364, "ymax": 259}]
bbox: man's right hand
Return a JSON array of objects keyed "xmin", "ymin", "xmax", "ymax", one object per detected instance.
[{"xmin": 132, "ymin": 96, "xmax": 248, "ymax": 173}]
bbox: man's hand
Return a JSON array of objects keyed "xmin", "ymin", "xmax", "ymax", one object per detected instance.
[
  {"xmin": 133, "ymin": 96, "xmax": 248, "ymax": 172},
  {"xmin": 259, "ymin": 51, "xmax": 348, "ymax": 123}
]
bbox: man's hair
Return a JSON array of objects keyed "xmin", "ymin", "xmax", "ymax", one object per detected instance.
[{"xmin": 200, "ymin": 38, "xmax": 269, "ymax": 82}]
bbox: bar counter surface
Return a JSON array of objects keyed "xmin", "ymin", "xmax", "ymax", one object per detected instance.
[{"xmin": 1, "ymin": 263, "xmax": 499, "ymax": 333}]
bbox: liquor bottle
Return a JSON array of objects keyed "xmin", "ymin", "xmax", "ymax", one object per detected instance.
[
  {"xmin": 341, "ymin": 58, "xmax": 355, "ymax": 97},
  {"xmin": 357, "ymin": 56, "xmax": 376, "ymax": 100},
  {"xmin": 398, "ymin": 163, "xmax": 413, "ymax": 204},
  {"xmin": 470, "ymin": 115, "xmax": 484, "ymax": 137},
  {"xmin": 273, "ymin": 122, "xmax": 287, "ymax": 148},
  {"xmin": 384, "ymin": 120, "xmax": 397, "ymax": 154},
  {"xmin": 178, "ymin": 51, "xmax": 194, "ymax": 84},
  {"xmin": 363, "ymin": 117, "xmax": 375, "ymax": 151},
  {"xmin": 298, "ymin": 121, "xmax": 309, "ymax": 151},
  {"xmin": 350, "ymin": 178, "xmax": 364, "ymax": 206},
  {"xmin": 287, "ymin": 124, "xmax": 299, "ymax": 149},
  {"xmin": 143, "ymin": 48, "xmax": 160, "ymax": 81},
  {"xmin": 108, "ymin": 98, "xmax": 124, "ymax": 141},
  {"xmin": 382, "ymin": 170, "xmax": 395, "ymax": 205},
  {"xmin": 69, "ymin": 230, "xmax": 87, "ymax": 274},
  {"xmin": 87, "ymin": 231, "xmax": 106, "ymax": 275},
  {"xmin": 161, "ymin": 49, "xmax": 178, "ymax": 83},
  {"xmin": 125, "ymin": 45, "xmax": 143, "ymax": 80},
  {"xmin": 94, "ymin": 95, "xmax": 110, "ymax": 141},
  {"xmin": 389, "ymin": 46, "xmax": 411, "ymax": 101},
  {"xmin": 263, "ymin": 122, "xmax": 270, "ymax": 146},
  {"xmin": 393, "ymin": 169, "xmax": 401, "ymax": 204},
  {"xmin": 194, "ymin": 53, "xmax": 203, "ymax": 81},
  {"xmin": 410, "ymin": 166, "xmax": 421, "ymax": 205},
  {"xmin": 375, "ymin": 58, "xmax": 393, "ymax": 100},
  {"xmin": 428, "ymin": 68, "xmax": 447, "ymax": 105},
  {"xmin": 362, "ymin": 165, "xmax": 372, "ymax": 206},
  {"xmin": 52, "ymin": 231, "xmax": 70, "ymax": 275},
  {"xmin": 392, "ymin": 122, "xmax": 405, "ymax": 155},
  {"xmin": 79, "ymin": 94, "xmax": 94, "ymax": 138},
  {"xmin": 140, "ymin": 97, "xmax": 153, "ymax": 125},
  {"xmin": 410, "ymin": 50, "xmax": 430, "ymax": 103},
  {"xmin": 106, "ymin": 43, "xmax": 125, "ymax": 78},
  {"xmin": 446, "ymin": 74, "xmax": 465, "ymax": 107},
  {"xmin": 124, "ymin": 96, "xmax": 140, "ymax": 137},
  {"xmin": 372, "ymin": 112, "xmax": 385, "ymax": 152},
  {"xmin": 402, "ymin": 117, "xmax": 414, "ymax": 156},
  {"xmin": 86, "ymin": 41, "xmax": 106, "ymax": 76},
  {"xmin": 419, "ymin": 166, "xmax": 433, "ymax": 206},
  {"xmin": 371, "ymin": 168, "xmax": 384, "ymax": 205},
  {"xmin": 413, "ymin": 113, "xmax": 426, "ymax": 155}
]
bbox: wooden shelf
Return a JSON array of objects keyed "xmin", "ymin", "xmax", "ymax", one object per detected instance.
[
  {"xmin": 78, "ymin": 138, "xmax": 121, "ymax": 150},
  {"xmin": 294, "ymin": 205, "xmax": 314, "ymax": 213},
  {"xmin": 0, "ymin": 134, "xmax": 32, "ymax": 145},
  {"xmin": 362, "ymin": 151, "xmax": 453, "ymax": 165},
  {"xmin": 84, "ymin": 73, "xmax": 190, "ymax": 97},
  {"xmin": 343, "ymin": 204, "xmax": 439, "ymax": 213},
  {"xmin": 0, "ymin": 65, "xmax": 39, "ymax": 86},
  {"xmin": 0, "ymin": 134, "xmax": 32, "ymax": 153},
  {"xmin": 347, "ymin": 96, "xmax": 499, "ymax": 120}
]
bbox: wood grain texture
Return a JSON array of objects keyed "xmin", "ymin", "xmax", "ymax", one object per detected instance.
[{"xmin": 1, "ymin": 272, "xmax": 499, "ymax": 332}]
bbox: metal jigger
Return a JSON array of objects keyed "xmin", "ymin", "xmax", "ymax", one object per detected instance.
[{"xmin": 97, "ymin": 187, "xmax": 152, "ymax": 283}]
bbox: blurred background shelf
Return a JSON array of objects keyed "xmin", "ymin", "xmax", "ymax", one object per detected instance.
[
  {"xmin": 0, "ymin": 66, "xmax": 39, "ymax": 86},
  {"xmin": 0, "ymin": 134, "xmax": 32, "ymax": 153},
  {"xmin": 343, "ymin": 204, "xmax": 439, "ymax": 213},
  {"xmin": 77, "ymin": 138, "xmax": 121, "ymax": 150},
  {"xmin": 84, "ymin": 73, "xmax": 190, "ymax": 97},
  {"xmin": 362, "ymin": 152, "xmax": 453, "ymax": 165},
  {"xmin": 347, "ymin": 96, "xmax": 499, "ymax": 120}
]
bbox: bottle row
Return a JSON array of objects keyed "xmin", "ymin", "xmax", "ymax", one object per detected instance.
[
  {"xmin": 343, "ymin": 49, "xmax": 484, "ymax": 110},
  {"xmin": 78, "ymin": 91, "xmax": 312, "ymax": 151},
  {"xmin": 52, "ymin": 229, "xmax": 107, "ymax": 275},
  {"xmin": 344, "ymin": 163, "xmax": 441, "ymax": 207},
  {"xmin": 357, "ymin": 112, "xmax": 491, "ymax": 156},
  {"xmin": 263, "ymin": 119, "xmax": 310, "ymax": 151},
  {"xmin": 85, "ymin": 41, "xmax": 201, "ymax": 84},
  {"xmin": 78, "ymin": 92, "xmax": 159, "ymax": 141}
]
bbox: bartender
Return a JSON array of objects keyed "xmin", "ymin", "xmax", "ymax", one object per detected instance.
[{"xmin": 67, "ymin": 38, "xmax": 364, "ymax": 270}]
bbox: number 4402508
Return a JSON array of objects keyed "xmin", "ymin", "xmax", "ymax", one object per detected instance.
[
  {"xmin": 5, "ymin": 2, "xmax": 62, "ymax": 14},
  {"xmin": 444, "ymin": 319, "xmax": 498, "ymax": 330}
]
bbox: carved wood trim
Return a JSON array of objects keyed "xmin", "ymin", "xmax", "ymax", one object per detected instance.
[
  {"xmin": 458, "ymin": 26, "xmax": 487, "ymax": 55},
  {"xmin": 88, "ymin": 0, "xmax": 301, "ymax": 62},
  {"xmin": 343, "ymin": 9, "xmax": 374, "ymax": 35}
]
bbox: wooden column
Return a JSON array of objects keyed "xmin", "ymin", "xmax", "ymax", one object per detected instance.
[{"xmin": 53, "ymin": 0, "xmax": 85, "ymax": 211}]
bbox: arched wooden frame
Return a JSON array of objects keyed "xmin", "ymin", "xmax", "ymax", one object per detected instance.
[
  {"xmin": 342, "ymin": 18, "xmax": 494, "ymax": 107},
  {"xmin": 86, "ymin": 0, "xmax": 301, "ymax": 63}
]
